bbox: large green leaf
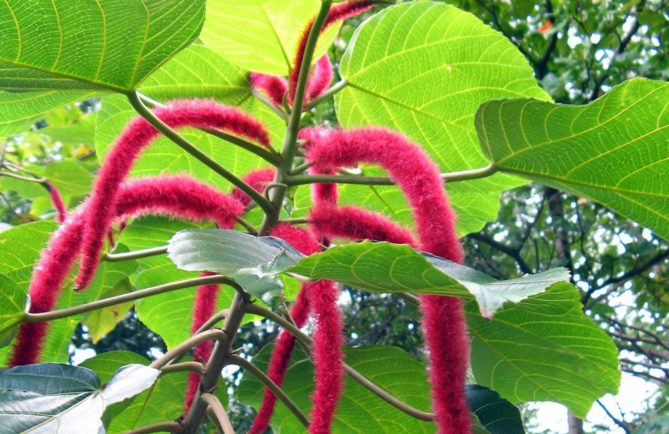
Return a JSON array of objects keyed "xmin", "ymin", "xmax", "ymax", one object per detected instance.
[
  {"xmin": 80, "ymin": 350, "xmax": 150, "ymax": 383},
  {"xmin": 0, "ymin": 363, "xmax": 158, "ymax": 433},
  {"xmin": 0, "ymin": 275, "xmax": 24, "ymax": 347},
  {"xmin": 465, "ymin": 385, "xmax": 524, "ymax": 434},
  {"xmin": 201, "ymin": 0, "xmax": 340, "ymax": 75},
  {"xmin": 467, "ymin": 282, "xmax": 620, "ymax": 417},
  {"xmin": 0, "ymin": 91, "xmax": 92, "ymax": 138},
  {"xmin": 95, "ymin": 45, "xmax": 284, "ymax": 191},
  {"xmin": 477, "ymin": 78, "xmax": 669, "ymax": 241},
  {"xmin": 0, "ymin": 0, "xmax": 205, "ymax": 92},
  {"xmin": 287, "ymin": 240, "xmax": 569, "ymax": 317},
  {"xmin": 238, "ymin": 345, "xmax": 436, "ymax": 433},
  {"xmin": 333, "ymin": 2, "xmax": 550, "ymax": 235},
  {"xmin": 167, "ymin": 229, "xmax": 303, "ymax": 298}
]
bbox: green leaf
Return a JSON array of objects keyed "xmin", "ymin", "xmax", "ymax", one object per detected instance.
[
  {"xmin": 467, "ymin": 282, "xmax": 620, "ymax": 417},
  {"xmin": 80, "ymin": 350, "xmax": 150, "ymax": 383},
  {"xmin": 477, "ymin": 78, "xmax": 669, "ymax": 241},
  {"xmin": 167, "ymin": 229, "xmax": 303, "ymax": 298},
  {"xmin": 94, "ymin": 45, "xmax": 284, "ymax": 191},
  {"xmin": 0, "ymin": 275, "xmax": 25, "ymax": 348},
  {"xmin": 465, "ymin": 385, "xmax": 524, "ymax": 434},
  {"xmin": 238, "ymin": 345, "xmax": 436, "ymax": 433},
  {"xmin": 45, "ymin": 159, "xmax": 94, "ymax": 198},
  {"xmin": 0, "ymin": 91, "xmax": 92, "ymax": 138},
  {"xmin": 334, "ymin": 2, "xmax": 550, "ymax": 235},
  {"xmin": 288, "ymin": 241, "xmax": 569, "ymax": 317},
  {"xmin": 201, "ymin": 0, "xmax": 340, "ymax": 75},
  {"xmin": 81, "ymin": 279, "xmax": 134, "ymax": 344},
  {"xmin": 0, "ymin": 0, "xmax": 205, "ymax": 92},
  {"xmin": 0, "ymin": 363, "xmax": 158, "ymax": 433}
]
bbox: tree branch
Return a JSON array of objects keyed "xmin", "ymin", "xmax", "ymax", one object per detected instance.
[
  {"xmin": 151, "ymin": 329, "xmax": 226, "ymax": 369},
  {"xmin": 467, "ymin": 232, "xmax": 533, "ymax": 274},
  {"xmin": 200, "ymin": 393, "xmax": 236, "ymax": 434}
]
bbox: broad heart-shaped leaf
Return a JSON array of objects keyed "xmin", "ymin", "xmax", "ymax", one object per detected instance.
[
  {"xmin": 95, "ymin": 45, "xmax": 284, "ymax": 192},
  {"xmin": 0, "ymin": 363, "xmax": 158, "ymax": 433},
  {"xmin": 467, "ymin": 282, "xmax": 620, "ymax": 417},
  {"xmin": 466, "ymin": 385, "xmax": 524, "ymax": 434},
  {"xmin": 0, "ymin": 0, "xmax": 205, "ymax": 92},
  {"xmin": 0, "ymin": 91, "xmax": 92, "ymax": 138},
  {"xmin": 477, "ymin": 78, "xmax": 669, "ymax": 241},
  {"xmin": 201, "ymin": 0, "xmax": 339, "ymax": 75},
  {"xmin": 333, "ymin": 2, "xmax": 550, "ymax": 236},
  {"xmin": 288, "ymin": 241, "xmax": 570, "ymax": 317},
  {"xmin": 168, "ymin": 229, "xmax": 303, "ymax": 299},
  {"xmin": 0, "ymin": 274, "xmax": 25, "ymax": 348},
  {"xmin": 238, "ymin": 345, "xmax": 436, "ymax": 433}
]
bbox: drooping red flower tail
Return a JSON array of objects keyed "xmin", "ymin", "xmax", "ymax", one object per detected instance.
[
  {"xmin": 248, "ymin": 224, "xmax": 343, "ymax": 434},
  {"xmin": 305, "ymin": 55, "xmax": 334, "ymax": 102},
  {"xmin": 232, "ymin": 167, "xmax": 276, "ymax": 208},
  {"xmin": 250, "ymin": 72, "xmax": 289, "ymax": 107},
  {"xmin": 75, "ymin": 99, "xmax": 270, "ymax": 290},
  {"xmin": 43, "ymin": 182, "xmax": 67, "ymax": 223},
  {"xmin": 289, "ymin": 0, "xmax": 375, "ymax": 102},
  {"xmin": 184, "ymin": 272, "xmax": 221, "ymax": 413},
  {"xmin": 310, "ymin": 204, "xmax": 416, "ymax": 246},
  {"xmin": 304, "ymin": 127, "xmax": 471, "ymax": 433},
  {"xmin": 298, "ymin": 128, "xmax": 339, "ymax": 207},
  {"xmin": 9, "ymin": 176, "xmax": 245, "ymax": 367}
]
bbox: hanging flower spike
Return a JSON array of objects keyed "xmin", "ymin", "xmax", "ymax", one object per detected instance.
[
  {"xmin": 304, "ymin": 127, "xmax": 471, "ymax": 434},
  {"xmin": 44, "ymin": 182, "xmax": 67, "ymax": 223},
  {"xmin": 248, "ymin": 224, "xmax": 343, "ymax": 434},
  {"xmin": 75, "ymin": 99, "xmax": 271, "ymax": 291},
  {"xmin": 289, "ymin": 0, "xmax": 375, "ymax": 102},
  {"xmin": 9, "ymin": 175, "xmax": 245, "ymax": 367},
  {"xmin": 306, "ymin": 55, "xmax": 334, "ymax": 102},
  {"xmin": 184, "ymin": 272, "xmax": 221, "ymax": 413},
  {"xmin": 250, "ymin": 72, "xmax": 289, "ymax": 107},
  {"xmin": 298, "ymin": 127, "xmax": 339, "ymax": 207},
  {"xmin": 309, "ymin": 204, "xmax": 417, "ymax": 246},
  {"xmin": 232, "ymin": 167, "xmax": 276, "ymax": 208}
]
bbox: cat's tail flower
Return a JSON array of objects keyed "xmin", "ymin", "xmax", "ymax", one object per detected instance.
[
  {"xmin": 76, "ymin": 99, "xmax": 269, "ymax": 290},
  {"xmin": 232, "ymin": 167, "xmax": 276, "ymax": 208},
  {"xmin": 9, "ymin": 176, "xmax": 244, "ymax": 367},
  {"xmin": 305, "ymin": 55, "xmax": 334, "ymax": 102},
  {"xmin": 289, "ymin": 0, "xmax": 375, "ymax": 101},
  {"xmin": 250, "ymin": 72, "xmax": 289, "ymax": 107},
  {"xmin": 44, "ymin": 182, "xmax": 67, "ymax": 223}
]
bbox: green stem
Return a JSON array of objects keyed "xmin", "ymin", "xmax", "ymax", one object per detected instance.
[
  {"xmin": 127, "ymin": 92, "xmax": 275, "ymax": 215},
  {"xmin": 201, "ymin": 393, "xmax": 236, "ymax": 434},
  {"xmin": 138, "ymin": 93, "xmax": 282, "ymax": 167},
  {"xmin": 125, "ymin": 421, "xmax": 184, "ymax": 434},
  {"xmin": 305, "ymin": 80, "xmax": 347, "ymax": 109},
  {"xmin": 226, "ymin": 354, "xmax": 310, "ymax": 428},
  {"xmin": 104, "ymin": 245, "xmax": 167, "ymax": 262},
  {"xmin": 285, "ymin": 163, "xmax": 497, "ymax": 186},
  {"xmin": 160, "ymin": 361, "xmax": 205, "ymax": 375},
  {"xmin": 259, "ymin": 0, "xmax": 333, "ymax": 234},
  {"xmin": 251, "ymin": 88, "xmax": 288, "ymax": 122},
  {"xmin": 0, "ymin": 171, "xmax": 46, "ymax": 183},
  {"xmin": 25, "ymin": 275, "xmax": 241, "ymax": 322},
  {"xmin": 151, "ymin": 329, "xmax": 227, "ymax": 369}
]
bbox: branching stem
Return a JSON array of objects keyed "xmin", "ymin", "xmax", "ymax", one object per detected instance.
[
  {"xmin": 226, "ymin": 354, "xmax": 310, "ymax": 428},
  {"xmin": 127, "ymin": 92, "xmax": 275, "ymax": 215},
  {"xmin": 25, "ymin": 275, "xmax": 240, "ymax": 322},
  {"xmin": 104, "ymin": 245, "xmax": 168, "ymax": 262},
  {"xmin": 151, "ymin": 329, "xmax": 226, "ymax": 370},
  {"xmin": 201, "ymin": 393, "xmax": 236, "ymax": 434},
  {"xmin": 125, "ymin": 421, "xmax": 184, "ymax": 434},
  {"xmin": 305, "ymin": 80, "xmax": 347, "ymax": 109}
]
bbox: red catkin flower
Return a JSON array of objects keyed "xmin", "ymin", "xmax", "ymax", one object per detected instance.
[
  {"xmin": 184, "ymin": 272, "xmax": 221, "ymax": 413},
  {"xmin": 44, "ymin": 182, "xmax": 67, "ymax": 223},
  {"xmin": 305, "ymin": 55, "xmax": 334, "ymax": 102},
  {"xmin": 248, "ymin": 224, "xmax": 343, "ymax": 434},
  {"xmin": 76, "ymin": 99, "xmax": 270, "ymax": 290},
  {"xmin": 289, "ymin": 0, "xmax": 375, "ymax": 101},
  {"xmin": 250, "ymin": 72, "xmax": 289, "ymax": 107},
  {"xmin": 8, "ymin": 176, "xmax": 245, "ymax": 367},
  {"xmin": 232, "ymin": 167, "xmax": 276, "ymax": 208},
  {"xmin": 303, "ymin": 127, "xmax": 471, "ymax": 434},
  {"xmin": 310, "ymin": 204, "xmax": 416, "ymax": 246}
]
